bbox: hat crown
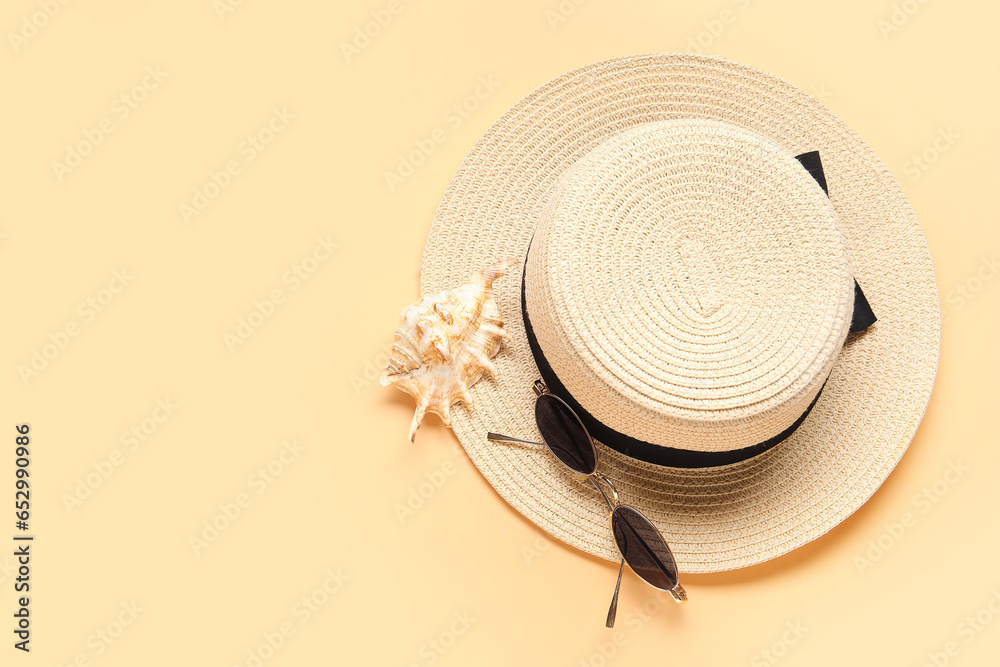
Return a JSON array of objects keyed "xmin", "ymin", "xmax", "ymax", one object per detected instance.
[{"xmin": 524, "ymin": 118, "xmax": 855, "ymax": 453}]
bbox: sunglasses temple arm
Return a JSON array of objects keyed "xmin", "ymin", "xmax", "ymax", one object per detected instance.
[
  {"xmin": 486, "ymin": 432, "xmax": 543, "ymax": 446},
  {"xmin": 606, "ymin": 559, "xmax": 625, "ymax": 628}
]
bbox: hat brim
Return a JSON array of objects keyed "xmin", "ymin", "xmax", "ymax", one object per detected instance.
[{"xmin": 419, "ymin": 53, "xmax": 940, "ymax": 573}]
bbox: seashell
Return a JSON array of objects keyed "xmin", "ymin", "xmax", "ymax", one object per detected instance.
[{"xmin": 381, "ymin": 260, "xmax": 514, "ymax": 442}]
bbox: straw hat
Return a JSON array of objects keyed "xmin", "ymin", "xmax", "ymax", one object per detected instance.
[{"xmin": 419, "ymin": 53, "xmax": 940, "ymax": 573}]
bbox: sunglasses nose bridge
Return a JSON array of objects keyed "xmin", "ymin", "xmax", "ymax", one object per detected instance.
[{"xmin": 588, "ymin": 471, "xmax": 620, "ymax": 511}]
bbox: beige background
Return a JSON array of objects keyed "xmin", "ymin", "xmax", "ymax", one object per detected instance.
[{"xmin": 1, "ymin": 1, "xmax": 997, "ymax": 665}]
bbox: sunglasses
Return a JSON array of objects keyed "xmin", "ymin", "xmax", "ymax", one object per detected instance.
[{"xmin": 488, "ymin": 380, "xmax": 687, "ymax": 627}]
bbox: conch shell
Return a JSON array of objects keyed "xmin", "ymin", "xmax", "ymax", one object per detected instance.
[{"xmin": 381, "ymin": 260, "xmax": 513, "ymax": 441}]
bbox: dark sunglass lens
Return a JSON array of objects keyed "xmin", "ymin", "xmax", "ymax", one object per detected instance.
[
  {"xmin": 611, "ymin": 505, "xmax": 678, "ymax": 590},
  {"xmin": 534, "ymin": 393, "xmax": 597, "ymax": 474}
]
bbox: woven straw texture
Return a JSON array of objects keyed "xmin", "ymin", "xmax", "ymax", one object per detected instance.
[
  {"xmin": 419, "ymin": 54, "xmax": 941, "ymax": 573},
  {"xmin": 525, "ymin": 118, "xmax": 855, "ymax": 452}
]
